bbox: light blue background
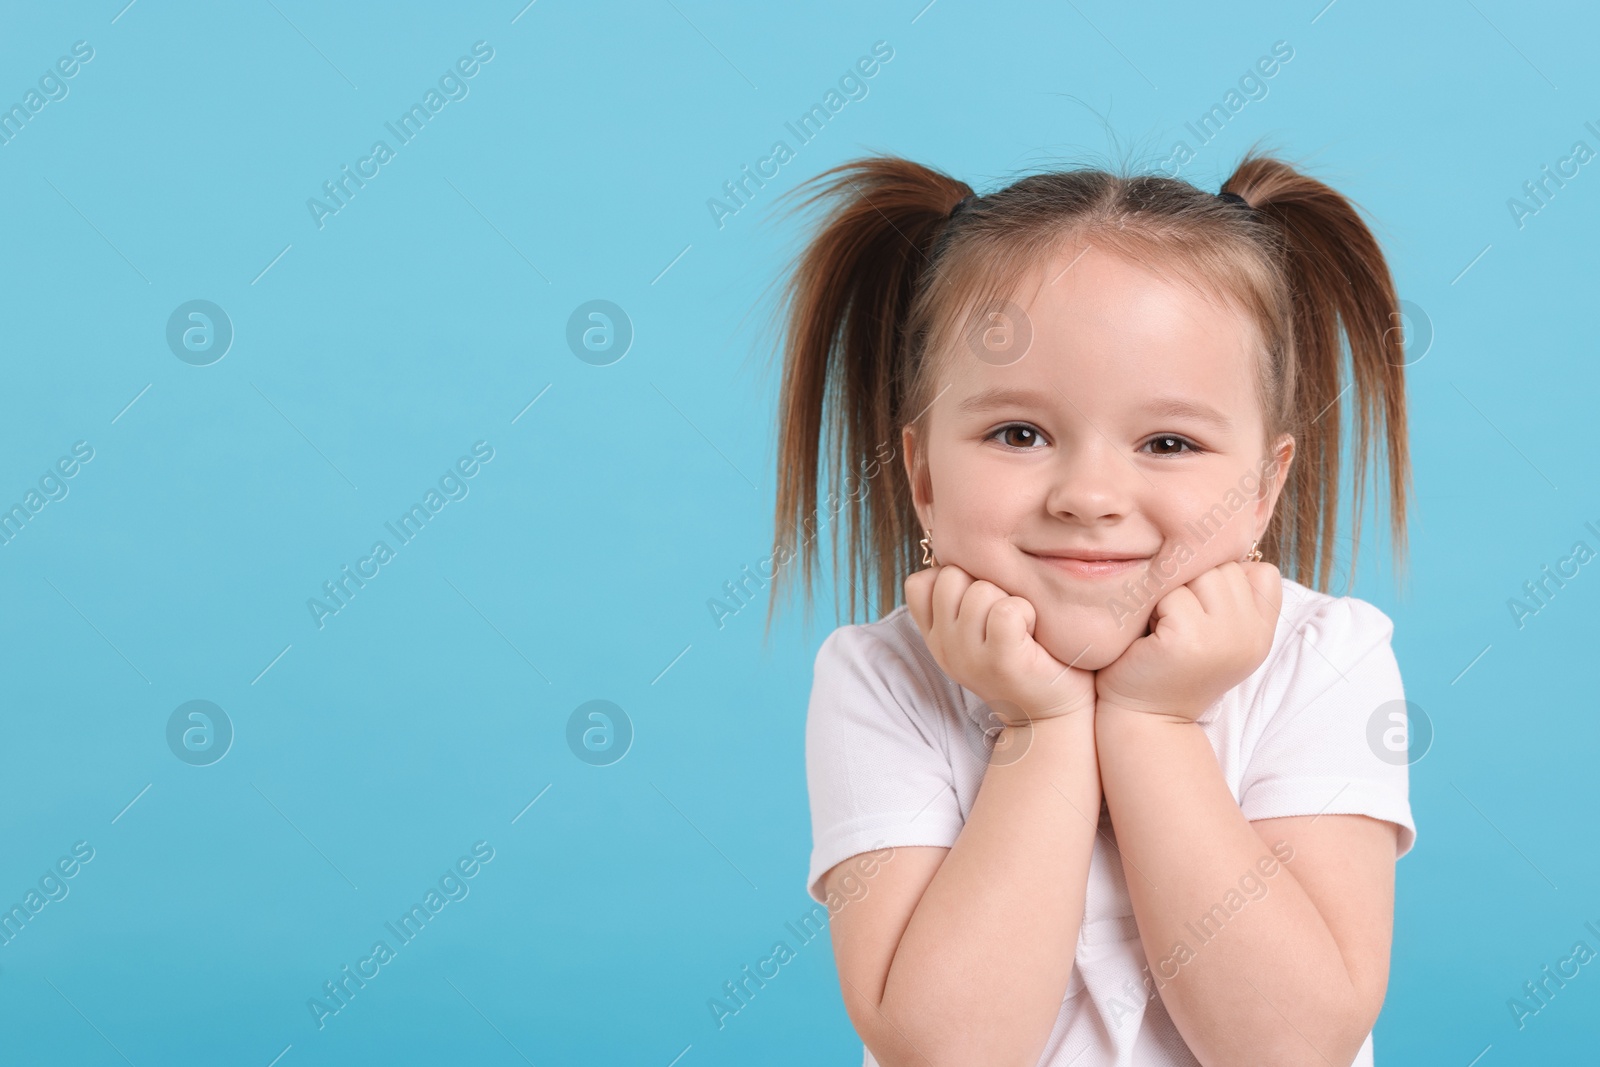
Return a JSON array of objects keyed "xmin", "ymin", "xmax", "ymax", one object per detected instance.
[{"xmin": 0, "ymin": 0, "xmax": 1595, "ymax": 1063}]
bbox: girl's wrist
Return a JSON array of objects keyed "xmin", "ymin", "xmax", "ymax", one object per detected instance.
[
  {"xmin": 1094, "ymin": 701, "xmax": 1202, "ymax": 731},
  {"xmin": 998, "ymin": 701, "xmax": 1096, "ymax": 731},
  {"xmin": 995, "ymin": 706, "xmax": 1097, "ymax": 753},
  {"xmin": 991, "ymin": 711, "xmax": 1099, "ymax": 773}
]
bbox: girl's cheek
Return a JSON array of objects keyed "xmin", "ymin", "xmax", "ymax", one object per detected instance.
[{"xmin": 1154, "ymin": 536, "xmax": 1247, "ymax": 589}]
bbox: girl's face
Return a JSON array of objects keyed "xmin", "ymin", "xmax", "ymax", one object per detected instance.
[{"xmin": 903, "ymin": 243, "xmax": 1295, "ymax": 672}]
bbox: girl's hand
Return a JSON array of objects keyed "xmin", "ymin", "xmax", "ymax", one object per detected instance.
[
  {"xmin": 1094, "ymin": 561, "xmax": 1283, "ymax": 725},
  {"xmin": 904, "ymin": 563, "xmax": 1096, "ymax": 726}
]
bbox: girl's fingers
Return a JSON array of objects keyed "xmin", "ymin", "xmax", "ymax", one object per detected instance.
[
  {"xmin": 957, "ymin": 580, "xmax": 1009, "ymax": 650},
  {"xmin": 985, "ymin": 595, "xmax": 1036, "ymax": 647},
  {"xmin": 931, "ymin": 563, "xmax": 974, "ymax": 630},
  {"xmin": 1185, "ymin": 561, "xmax": 1235, "ymax": 616},
  {"xmin": 904, "ymin": 568, "xmax": 936, "ymax": 637},
  {"xmin": 1150, "ymin": 583, "xmax": 1201, "ymax": 629},
  {"xmin": 1187, "ymin": 560, "xmax": 1264, "ymax": 627},
  {"xmin": 1206, "ymin": 560, "xmax": 1275, "ymax": 631},
  {"xmin": 1220, "ymin": 562, "xmax": 1252, "ymax": 620},
  {"xmin": 1243, "ymin": 561, "xmax": 1283, "ymax": 627}
]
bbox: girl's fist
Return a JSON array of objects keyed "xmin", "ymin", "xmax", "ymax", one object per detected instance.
[
  {"xmin": 1094, "ymin": 560, "xmax": 1282, "ymax": 724},
  {"xmin": 904, "ymin": 563, "xmax": 1096, "ymax": 726}
]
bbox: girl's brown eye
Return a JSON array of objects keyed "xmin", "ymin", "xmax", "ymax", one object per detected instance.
[
  {"xmin": 993, "ymin": 425, "xmax": 1040, "ymax": 448},
  {"xmin": 1144, "ymin": 434, "xmax": 1201, "ymax": 456}
]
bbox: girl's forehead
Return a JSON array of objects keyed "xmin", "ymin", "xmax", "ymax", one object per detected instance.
[
  {"xmin": 936, "ymin": 255, "xmax": 1261, "ymax": 409},
  {"xmin": 1016, "ymin": 244, "xmax": 1254, "ymax": 340}
]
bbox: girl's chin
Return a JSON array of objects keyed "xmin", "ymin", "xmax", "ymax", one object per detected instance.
[
  {"xmin": 1032, "ymin": 611, "xmax": 1149, "ymax": 672},
  {"xmin": 1036, "ymin": 643, "xmax": 1125, "ymax": 674}
]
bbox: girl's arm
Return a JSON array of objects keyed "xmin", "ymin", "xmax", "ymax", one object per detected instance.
[
  {"xmin": 1091, "ymin": 563, "xmax": 1399, "ymax": 1067},
  {"xmin": 824, "ymin": 709, "xmax": 1101, "ymax": 1067},
  {"xmin": 1095, "ymin": 708, "xmax": 1397, "ymax": 1067}
]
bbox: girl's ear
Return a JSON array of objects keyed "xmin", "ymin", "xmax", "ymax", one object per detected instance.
[
  {"xmin": 901, "ymin": 424, "xmax": 933, "ymax": 529},
  {"xmin": 1254, "ymin": 432, "xmax": 1296, "ymax": 537}
]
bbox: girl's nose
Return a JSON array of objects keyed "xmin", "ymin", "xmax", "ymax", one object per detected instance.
[{"xmin": 1041, "ymin": 440, "xmax": 1139, "ymax": 523}]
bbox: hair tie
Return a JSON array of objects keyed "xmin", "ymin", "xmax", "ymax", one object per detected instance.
[
  {"xmin": 948, "ymin": 194, "xmax": 976, "ymax": 219},
  {"xmin": 1217, "ymin": 190, "xmax": 1251, "ymax": 210}
]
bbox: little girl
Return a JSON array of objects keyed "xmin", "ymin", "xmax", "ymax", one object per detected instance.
[{"xmin": 766, "ymin": 152, "xmax": 1416, "ymax": 1066}]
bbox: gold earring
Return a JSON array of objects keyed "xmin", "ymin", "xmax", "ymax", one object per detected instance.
[
  {"xmin": 1244, "ymin": 539, "xmax": 1263, "ymax": 563},
  {"xmin": 920, "ymin": 530, "xmax": 937, "ymax": 567}
]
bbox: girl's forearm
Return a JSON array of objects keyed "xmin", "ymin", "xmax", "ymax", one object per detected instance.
[
  {"xmin": 1094, "ymin": 707, "xmax": 1365, "ymax": 1067},
  {"xmin": 872, "ymin": 712, "xmax": 1101, "ymax": 1067}
]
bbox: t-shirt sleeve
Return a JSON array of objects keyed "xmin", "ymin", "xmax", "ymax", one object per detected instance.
[
  {"xmin": 805, "ymin": 623, "xmax": 966, "ymax": 904},
  {"xmin": 1238, "ymin": 596, "xmax": 1418, "ymax": 859}
]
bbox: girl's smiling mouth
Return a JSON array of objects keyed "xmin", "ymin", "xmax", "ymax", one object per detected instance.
[{"xmin": 1024, "ymin": 550, "xmax": 1151, "ymax": 579}]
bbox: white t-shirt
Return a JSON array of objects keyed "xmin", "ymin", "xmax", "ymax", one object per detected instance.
[{"xmin": 804, "ymin": 575, "xmax": 1416, "ymax": 1067}]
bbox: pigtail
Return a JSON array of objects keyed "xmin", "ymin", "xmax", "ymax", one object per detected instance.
[
  {"xmin": 1224, "ymin": 155, "xmax": 1412, "ymax": 594},
  {"xmin": 763, "ymin": 158, "xmax": 972, "ymax": 636}
]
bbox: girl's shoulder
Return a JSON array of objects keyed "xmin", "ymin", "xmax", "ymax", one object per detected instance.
[
  {"xmin": 1245, "ymin": 575, "xmax": 1401, "ymax": 707},
  {"xmin": 814, "ymin": 602, "xmax": 944, "ymax": 681},
  {"xmin": 1272, "ymin": 575, "xmax": 1397, "ymax": 656},
  {"xmin": 810, "ymin": 603, "xmax": 970, "ymax": 723}
]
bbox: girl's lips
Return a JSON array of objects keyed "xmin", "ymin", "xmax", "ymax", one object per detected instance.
[{"xmin": 1027, "ymin": 552, "xmax": 1148, "ymax": 579}]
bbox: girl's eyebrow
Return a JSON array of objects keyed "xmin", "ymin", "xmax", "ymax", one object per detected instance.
[
  {"xmin": 954, "ymin": 387, "xmax": 1233, "ymax": 431},
  {"xmin": 1142, "ymin": 396, "xmax": 1234, "ymax": 430},
  {"xmin": 952, "ymin": 387, "xmax": 1050, "ymax": 416}
]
